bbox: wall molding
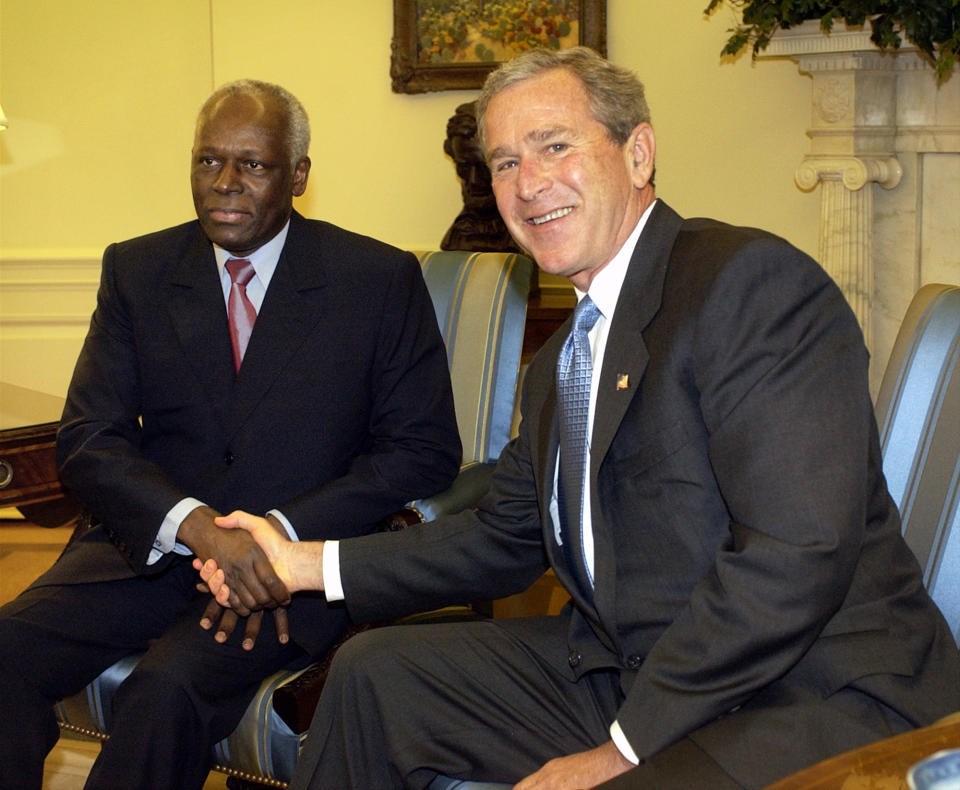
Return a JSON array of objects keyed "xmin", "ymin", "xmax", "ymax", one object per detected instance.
[{"xmin": 0, "ymin": 256, "xmax": 101, "ymax": 393}]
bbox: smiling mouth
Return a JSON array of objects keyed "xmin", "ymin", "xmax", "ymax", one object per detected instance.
[{"xmin": 528, "ymin": 207, "xmax": 573, "ymax": 226}]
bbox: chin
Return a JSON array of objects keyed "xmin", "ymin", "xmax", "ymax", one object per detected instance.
[
  {"xmin": 207, "ymin": 232, "xmax": 251, "ymax": 252},
  {"xmin": 530, "ymin": 254, "xmax": 575, "ymax": 279}
]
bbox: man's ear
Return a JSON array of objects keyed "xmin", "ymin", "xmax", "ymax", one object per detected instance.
[
  {"xmin": 628, "ymin": 123, "xmax": 656, "ymax": 189},
  {"xmin": 292, "ymin": 157, "xmax": 311, "ymax": 197}
]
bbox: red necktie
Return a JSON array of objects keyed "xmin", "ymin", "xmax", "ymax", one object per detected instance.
[{"xmin": 225, "ymin": 258, "xmax": 257, "ymax": 372}]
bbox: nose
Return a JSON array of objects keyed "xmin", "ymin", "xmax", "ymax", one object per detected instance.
[
  {"xmin": 212, "ymin": 163, "xmax": 242, "ymax": 194},
  {"xmin": 516, "ymin": 158, "xmax": 550, "ymax": 202}
]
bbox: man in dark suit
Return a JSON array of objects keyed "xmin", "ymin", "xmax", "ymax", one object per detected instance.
[
  {"xmin": 198, "ymin": 51, "xmax": 960, "ymax": 789},
  {"xmin": 0, "ymin": 80, "xmax": 461, "ymax": 790}
]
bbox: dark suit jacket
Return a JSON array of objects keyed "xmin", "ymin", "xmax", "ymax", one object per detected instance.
[
  {"xmin": 339, "ymin": 201, "xmax": 960, "ymax": 782},
  {"xmin": 43, "ymin": 211, "xmax": 461, "ymax": 654}
]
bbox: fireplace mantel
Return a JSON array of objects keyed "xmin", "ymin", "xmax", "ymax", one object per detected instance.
[{"xmin": 759, "ymin": 20, "xmax": 959, "ymax": 394}]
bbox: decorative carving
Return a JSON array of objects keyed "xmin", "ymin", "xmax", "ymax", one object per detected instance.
[
  {"xmin": 795, "ymin": 156, "xmax": 903, "ymax": 192},
  {"xmin": 813, "ymin": 77, "xmax": 851, "ymax": 123}
]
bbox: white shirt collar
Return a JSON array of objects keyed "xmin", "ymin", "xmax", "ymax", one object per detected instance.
[
  {"xmin": 213, "ymin": 219, "xmax": 291, "ymax": 288},
  {"xmin": 575, "ymin": 199, "xmax": 657, "ymax": 320}
]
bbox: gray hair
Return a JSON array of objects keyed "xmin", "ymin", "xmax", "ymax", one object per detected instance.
[
  {"xmin": 476, "ymin": 47, "xmax": 651, "ymax": 154},
  {"xmin": 198, "ymin": 79, "xmax": 310, "ymax": 170}
]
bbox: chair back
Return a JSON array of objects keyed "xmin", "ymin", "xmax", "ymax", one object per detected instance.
[
  {"xmin": 415, "ymin": 251, "xmax": 534, "ymax": 465},
  {"xmin": 875, "ymin": 284, "xmax": 960, "ymax": 641}
]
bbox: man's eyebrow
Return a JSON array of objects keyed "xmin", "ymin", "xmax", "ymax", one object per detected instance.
[
  {"xmin": 193, "ymin": 146, "xmax": 269, "ymax": 160},
  {"xmin": 487, "ymin": 125, "xmax": 574, "ymax": 163},
  {"xmin": 528, "ymin": 125, "xmax": 572, "ymax": 144},
  {"xmin": 487, "ymin": 144, "xmax": 512, "ymax": 162}
]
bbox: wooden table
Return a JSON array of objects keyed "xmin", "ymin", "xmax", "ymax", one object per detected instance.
[
  {"xmin": 0, "ymin": 383, "xmax": 80, "ymax": 527},
  {"xmin": 766, "ymin": 715, "xmax": 960, "ymax": 789}
]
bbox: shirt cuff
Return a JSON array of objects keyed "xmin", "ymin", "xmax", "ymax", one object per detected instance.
[
  {"xmin": 610, "ymin": 721, "xmax": 640, "ymax": 766},
  {"xmin": 149, "ymin": 497, "xmax": 206, "ymax": 565},
  {"xmin": 266, "ymin": 509, "xmax": 300, "ymax": 542},
  {"xmin": 323, "ymin": 539, "xmax": 344, "ymax": 601}
]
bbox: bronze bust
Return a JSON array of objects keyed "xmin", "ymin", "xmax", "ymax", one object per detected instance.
[{"xmin": 441, "ymin": 101, "xmax": 518, "ymax": 253}]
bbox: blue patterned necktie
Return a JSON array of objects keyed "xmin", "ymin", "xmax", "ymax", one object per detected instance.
[{"xmin": 557, "ymin": 295, "xmax": 602, "ymax": 595}]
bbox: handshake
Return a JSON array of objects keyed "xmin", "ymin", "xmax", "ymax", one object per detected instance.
[{"xmin": 193, "ymin": 511, "xmax": 327, "ymax": 606}]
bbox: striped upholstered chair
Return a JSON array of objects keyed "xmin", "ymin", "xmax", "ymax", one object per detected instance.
[
  {"xmin": 55, "ymin": 249, "xmax": 535, "ymax": 788},
  {"xmin": 874, "ymin": 283, "xmax": 960, "ymax": 643}
]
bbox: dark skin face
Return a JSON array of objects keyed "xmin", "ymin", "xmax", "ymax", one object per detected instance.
[{"xmin": 191, "ymin": 93, "xmax": 310, "ymax": 257}]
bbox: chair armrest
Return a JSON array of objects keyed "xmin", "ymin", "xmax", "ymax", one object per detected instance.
[{"xmin": 409, "ymin": 461, "xmax": 495, "ymax": 522}]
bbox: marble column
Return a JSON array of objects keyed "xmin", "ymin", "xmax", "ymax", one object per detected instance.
[{"xmin": 760, "ymin": 22, "xmax": 960, "ymax": 394}]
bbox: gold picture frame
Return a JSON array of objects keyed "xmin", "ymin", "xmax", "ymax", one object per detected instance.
[{"xmin": 391, "ymin": 0, "xmax": 607, "ymax": 94}]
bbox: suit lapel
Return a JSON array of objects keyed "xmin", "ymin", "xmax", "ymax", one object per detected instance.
[
  {"xmin": 589, "ymin": 202, "xmax": 684, "ymax": 620},
  {"xmin": 226, "ymin": 213, "xmax": 328, "ymax": 437},
  {"xmin": 165, "ymin": 227, "xmax": 235, "ymax": 428},
  {"xmin": 591, "ymin": 201, "xmax": 683, "ymax": 464}
]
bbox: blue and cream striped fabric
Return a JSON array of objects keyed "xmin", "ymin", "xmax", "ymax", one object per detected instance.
[
  {"xmin": 875, "ymin": 283, "xmax": 960, "ymax": 642},
  {"xmin": 416, "ymin": 250, "xmax": 534, "ymax": 466}
]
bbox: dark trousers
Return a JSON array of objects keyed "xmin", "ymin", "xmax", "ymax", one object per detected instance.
[
  {"xmin": 0, "ymin": 557, "xmax": 306, "ymax": 790},
  {"xmin": 289, "ymin": 617, "xmax": 912, "ymax": 790},
  {"xmin": 289, "ymin": 619, "xmax": 743, "ymax": 790}
]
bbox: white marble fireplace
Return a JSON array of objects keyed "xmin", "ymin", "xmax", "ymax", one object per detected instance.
[{"xmin": 760, "ymin": 21, "xmax": 959, "ymax": 394}]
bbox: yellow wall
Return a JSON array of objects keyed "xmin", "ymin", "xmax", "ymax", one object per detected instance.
[
  {"xmin": 0, "ymin": 0, "xmax": 821, "ymax": 394},
  {"xmin": 1, "ymin": 0, "xmax": 819, "ymax": 255}
]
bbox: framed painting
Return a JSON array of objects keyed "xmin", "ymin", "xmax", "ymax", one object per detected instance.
[{"xmin": 391, "ymin": 0, "xmax": 607, "ymax": 94}]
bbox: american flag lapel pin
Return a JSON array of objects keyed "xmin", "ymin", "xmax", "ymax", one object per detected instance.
[{"xmin": 616, "ymin": 373, "xmax": 629, "ymax": 391}]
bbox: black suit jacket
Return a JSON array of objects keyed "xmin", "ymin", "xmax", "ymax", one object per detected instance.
[
  {"xmin": 339, "ymin": 201, "xmax": 960, "ymax": 780},
  {"xmin": 44, "ymin": 211, "xmax": 461, "ymax": 654}
]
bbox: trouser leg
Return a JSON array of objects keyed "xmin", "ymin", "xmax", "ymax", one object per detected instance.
[
  {"xmin": 83, "ymin": 568, "xmax": 309, "ymax": 790},
  {"xmin": 0, "ymin": 631, "xmax": 60, "ymax": 790},
  {"xmin": 290, "ymin": 617, "xmax": 622, "ymax": 790},
  {"xmin": 0, "ymin": 567, "xmax": 196, "ymax": 790},
  {"xmin": 596, "ymin": 740, "xmax": 746, "ymax": 790}
]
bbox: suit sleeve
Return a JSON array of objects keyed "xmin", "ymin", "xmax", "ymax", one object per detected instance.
[
  {"xmin": 616, "ymin": 239, "xmax": 877, "ymax": 759},
  {"xmin": 57, "ymin": 243, "xmax": 191, "ymax": 572},
  {"xmin": 278, "ymin": 252, "xmax": 462, "ymax": 540},
  {"xmin": 337, "ymin": 365, "xmax": 552, "ymax": 623}
]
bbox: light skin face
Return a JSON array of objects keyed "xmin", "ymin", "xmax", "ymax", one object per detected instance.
[
  {"xmin": 485, "ymin": 68, "xmax": 656, "ymax": 292},
  {"xmin": 191, "ymin": 92, "xmax": 310, "ymax": 257}
]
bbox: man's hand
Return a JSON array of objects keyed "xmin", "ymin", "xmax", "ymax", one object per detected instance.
[
  {"xmin": 198, "ymin": 601, "xmax": 290, "ymax": 650},
  {"xmin": 513, "ymin": 742, "xmax": 633, "ymax": 790},
  {"xmin": 178, "ymin": 505, "xmax": 290, "ymax": 615},
  {"xmin": 194, "ymin": 510, "xmax": 325, "ymax": 604}
]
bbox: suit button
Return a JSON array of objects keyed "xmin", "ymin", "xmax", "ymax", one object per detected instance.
[
  {"xmin": 223, "ymin": 451, "xmax": 234, "ymax": 465},
  {"xmin": 626, "ymin": 654, "xmax": 642, "ymax": 670},
  {"xmin": 568, "ymin": 650, "xmax": 582, "ymax": 668}
]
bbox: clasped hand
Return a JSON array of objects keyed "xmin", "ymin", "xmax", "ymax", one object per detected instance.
[{"xmin": 180, "ymin": 506, "xmax": 291, "ymax": 650}]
